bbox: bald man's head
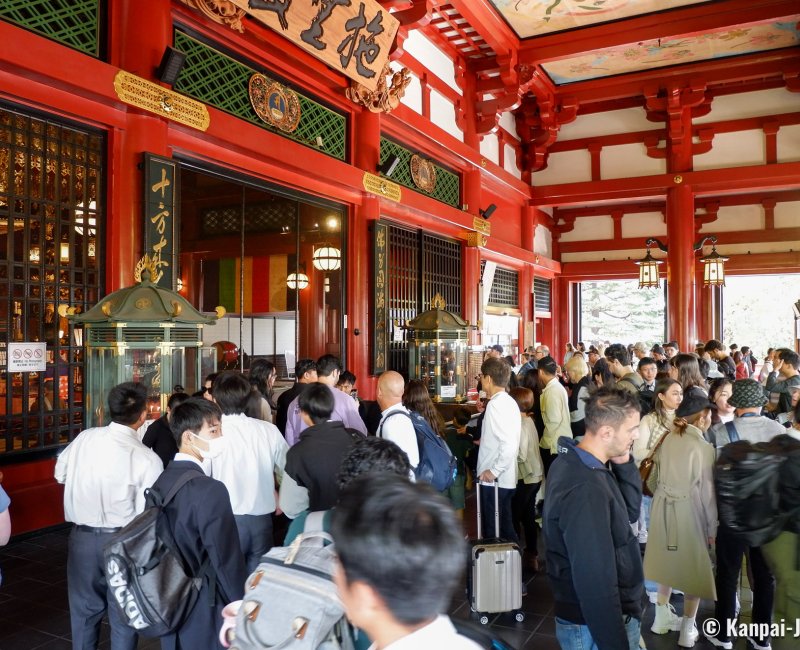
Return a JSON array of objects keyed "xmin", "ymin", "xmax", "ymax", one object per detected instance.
[{"xmin": 377, "ymin": 371, "xmax": 405, "ymax": 411}]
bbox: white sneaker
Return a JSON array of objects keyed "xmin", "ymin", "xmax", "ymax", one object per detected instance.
[
  {"xmin": 746, "ymin": 637, "xmax": 772, "ymax": 650},
  {"xmin": 704, "ymin": 632, "xmax": 733, "ymax": 649},
  {"xmin": 678, "ymin": 617, "xmax": 698, "ymax": 647},
  {"xmin": 651, "ymin": 602, "xmax": 682, "ymax": 634}
]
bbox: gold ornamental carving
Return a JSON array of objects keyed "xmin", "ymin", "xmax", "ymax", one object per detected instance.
[
  {"xmin": 410, "ymin": 154, "xmax": 437, "ymax": 193},
  {"xmin": 113, "ymin": 71, "xmax": 210, "ymax": 132},
  {"xmin": 249, "ymin": 74, "xmax": 301, "ymax": 133},
  {"xmin": 362, "ymin": 172, "xmax": 402, "ymax": 202},
  {"xmin": 134, "ymin": 254, "xmax": 162, "ymax": 283},
  {"xmin": 465, "ymin": 232, "xmax": 488, "ymax": 248},
  {"xmin": 347, "ymin": 63, "xmax": 411, "ymax": 114},
  {"xmin": 178, "ymin": 0, "xmax": 246, "ymax": 33},
  {"xmin": 473, "ymin": 216, "xmax": 491, "ymax": 236}
]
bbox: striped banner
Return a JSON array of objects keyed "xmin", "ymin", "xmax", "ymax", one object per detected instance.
[{"xmin": 204, "ymin": 255, "xmax": 291, "ymax": 314}]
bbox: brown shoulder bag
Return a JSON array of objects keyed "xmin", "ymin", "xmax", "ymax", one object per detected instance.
[{"xmin": 639, "ymin": 430, "xmax": 669, "ymax": 498}]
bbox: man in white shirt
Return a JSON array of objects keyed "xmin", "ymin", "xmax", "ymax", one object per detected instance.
[
  {"xmin": 476, "ymin": 357, "xmax": 521, "ymax": 544},
  {"xmin": 285, "ymin": 355, "xmax": 367, "ymax": 446},
  {"xmin": 54, "ymin": 382, "xmax": 162, "ymax": 650},
  {"xmin": 538, "ymin": 355, "xmax": 572, "ymax": 474},
  {"xmin": 376, "ymin": 370, "xmax": 419, "ymax": 469},
  {"xmin": 331, "ymin": 474, "xmax": 480, "ymax": 650},
  {"xmin": 210, "ymin": 371, "xmax": 288, "ymax": 573}
]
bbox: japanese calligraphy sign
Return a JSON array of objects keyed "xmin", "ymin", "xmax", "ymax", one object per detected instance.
[
  {"xmin": 143, "ymin": 154, "xmax": 180, "ymax": 289},
  {"xmin": 230, "ymin": 0, "xmax": 399, "ymax": 92},
  {"xmin": 372, "ymin": 221, "xmax": 389, "ymax": 374}
]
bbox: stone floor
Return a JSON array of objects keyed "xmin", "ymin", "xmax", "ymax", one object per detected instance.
[{"xmin": 0, "ymin": 514, "xmax": 758, "ymax": 650}]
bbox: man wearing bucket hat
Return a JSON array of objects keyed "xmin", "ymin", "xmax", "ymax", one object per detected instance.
[{"xmin": 705, "ymin": 378, "xmax": 785, "ymax": 650}]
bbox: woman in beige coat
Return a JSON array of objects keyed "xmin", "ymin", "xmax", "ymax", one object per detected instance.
[{"xmin": 643, "ymin": 392, "xmax": 718, "ymax": 648}]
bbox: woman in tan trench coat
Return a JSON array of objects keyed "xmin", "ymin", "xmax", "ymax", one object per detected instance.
[{"xmin": 643, "ymin": 392, "xmax": 718, "ymax": 648}]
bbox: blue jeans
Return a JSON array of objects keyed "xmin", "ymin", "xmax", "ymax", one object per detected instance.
[{"xmin": 555, "ymin": 616, "xmax": 640, "ymax": 650}]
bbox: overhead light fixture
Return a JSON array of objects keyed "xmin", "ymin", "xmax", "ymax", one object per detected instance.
[
  {"xmin": 312, "ymin": 245, "xmax": 341, "ymax": 271},
  {"xmin": 698, "ymin": 237, "xmax": 728, "ymax": 287},
  {"xmin": 29, "ymin": 246, "xmax": 41, "ymax": 263},
  {"xmin": 635, "ymin": 239, "xmax": 664, "ymax": 289},
  {"xmin": 286, "ymin": 272, "xmax": 309, "ymax": 290},
  {"xmin": 378, "ymin": 154, "xmax": 400, "ymax": 178},
  {"xmin": 479, "ymin": 204, "xmax": 497, "ymax": 220},
  {"xmin": 635, "ymin": 235, "xmax": 728, "ymax": 289},
  {"xmin": 60, "ymin": 242, "xmax": 70, "ymax": 263},
  {"xmin": 156, "ymin": 47, "xmax": 187, "ymax": 87}
]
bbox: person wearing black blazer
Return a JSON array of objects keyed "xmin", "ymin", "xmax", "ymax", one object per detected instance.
[{"xmin": 153, "ymin": 397, "xmax": 247, "ymax": 650}]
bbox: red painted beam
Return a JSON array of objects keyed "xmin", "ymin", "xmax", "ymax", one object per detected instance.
[
  {"xmin": 440, "ymin": 0, "xmax": 519, "ymax": 58},
  {"xmin": 559, "ymin": 227, "xmax": 800, "ymax": 254},
  {"xmin": 534, "ymin": 162, "xmax": 800, "ymax": 207},
  {"xmin": 518, "ymin": 0, "xmax": 798, "ymax": 64}
]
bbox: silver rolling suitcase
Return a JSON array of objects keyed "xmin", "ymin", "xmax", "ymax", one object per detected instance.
[{"xmin": 468, "ymin": 481, "xmax": 524, "ymax": 625}]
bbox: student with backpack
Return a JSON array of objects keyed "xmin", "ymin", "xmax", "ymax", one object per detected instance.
[{"xmin": 148, "ymin": 397, "xmax": 246, "ymax": 649}]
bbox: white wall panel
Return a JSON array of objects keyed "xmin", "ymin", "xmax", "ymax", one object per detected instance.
[
  {"xmin": 561, "ymin": 249, "xmax": 644, "ymax": 263},
  {"xmin": 480, "ymin": 133, "xmax": 499, "ymax": 165},
  {"xmin": 778, "ymin": 125, "xmax": 800, "ymax": 162},
  {"xmin": 716, "ymin": 242, "xmax": 800, "ymax": 256},
  {"xmin": 602, "ymin": 143, "xmax": 666, "ymax": 179},
  {"xmin": 699, "ymin": 205, "xmax": 761, "ymax": 233},
  {"xmin": 622, "ymin": 212, "xmax": 666, "ymax": 239},
  {"xmin": 499, "ymin": 111, "xmax": 519, "ymax": 137},
  {"xmin": 403, "ymin": 30, "xmax": 460, "ymax": 94},
  {"xmin": 430, "ymin": 89, "xmax": 462, "ymax": 140},
  {"xmin": 695, "ymin": 88, "xmax": 798, "ymax": 124},
  {"xmin": 559, "ymin": 216, "xmax": 613, "ymax": 242},
  {"xmin": 533, "ymin": 224, "xmax": 552, "ymax": 258},
  {"xmin": 504, "ymin": 143, "xmax": 521, "ymax": 178},
  {"xmin": 775, "ymin": 201, "xmax": 800, "ymax": 229},
  {"xmin": 557, "ymin": 107, "xmax": 652, "ymax": 141},
  {"xmin": 533, "ymin": 150, "xmax": 591, "ymax": 185},
  {"xmin": 397, "ymin": 68, "xmax": 422, "ymax": 113},
  {"xmin": 694, "ymin": 130, "xmax": 764, "ymax": 170}
]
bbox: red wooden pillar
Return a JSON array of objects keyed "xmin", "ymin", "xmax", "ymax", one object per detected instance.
[
  {"xmin": 351, "ymin": 110, "xmax": 381, "ymax": 395},
  {"xmin": 463, "ymin": 246, "xmax": 481, "ymax": 346},
  {"xmin": 666, "ymin": 183, "xmax": 696, "ymax": 350},
  {"xmin": 106, "ymin": 0, "xmax": 172, "ymax": 290}
]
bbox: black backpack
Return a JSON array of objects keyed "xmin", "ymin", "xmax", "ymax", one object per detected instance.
[
  {"xmin": 103, "ymin": 471, "xmax": 214, "ymax": 637},
  {"xmin": 382, "ymin": 410, "xmax": 457, "ymax": 492},
  {"xmin": 715, "ymin": 435, "xmax": 800, "ymax": 547}
]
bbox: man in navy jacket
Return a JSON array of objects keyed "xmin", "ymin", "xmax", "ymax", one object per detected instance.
[
  {"xmin": 543, "ymin": 386, "xmax": 644, "ymax": 650},
  {"xmin": 154, "ymin": 397, "xmax": 246, "ymax": 650}
]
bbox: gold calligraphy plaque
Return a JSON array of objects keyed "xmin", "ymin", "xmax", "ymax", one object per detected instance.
[
  {"xmin": 114, "ymin": 71, "xmax": 210, "ymax": 131},
  {"xmin": 473, "ymin": 216, "xmax": 492, "ymax": 236},
  {"xmin": 362, "ymin": 172, "xmax": 401, "ymax": 202}
]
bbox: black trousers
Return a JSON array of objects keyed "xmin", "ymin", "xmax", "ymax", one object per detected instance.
[
  {"xmin": 67, "ymin": 526, "xmax": 138, "ymax": 650},
  {"xmin": 234, "ymin": 513, "xmax": 273, "ymax": 574},
  {"xmin": 511, "ymin": 480, "xmax": 541, "ymax": 555},
  {"xmin": 479, "ymin": 483, "xmax": 519, "ymax": 545},
  {"xmin": 712, "ymin": 526, "xmax": 776, "ymax": 644}
]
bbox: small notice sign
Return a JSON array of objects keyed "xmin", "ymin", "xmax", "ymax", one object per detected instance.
[{"xmin": 8, "ymin": 342, "xmax": 47, "ymax": 372}]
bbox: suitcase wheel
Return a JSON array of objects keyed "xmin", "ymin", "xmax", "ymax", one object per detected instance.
[
  {"xmin": 479, "ymin": 614, "xmax": 490, "ymax": 625},
  {"xmin": 515, "ymin": 611, "xmax": 525, "ymax": 623}
]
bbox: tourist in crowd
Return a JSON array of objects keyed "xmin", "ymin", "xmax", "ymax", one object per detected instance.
[
  {"xmin": 741, "ymin": 345, "xmax": 756, "ymax": 377},
  {"xmin": 336, "ymin": 369, "xmax": 357, "ymax": 395},
  {"xmin": 141, "ymin": 390, "xmax": 189, "ymax": 468},
  {"xmin": 759, "ymin": 348, "xmax": 776, "ymax": 384},
  {"xmin": 591, "ymin": 356, "xmax": 615, "ymax": 388},
  {"xmin": 777, "ymin": 385, "xmax": 800, "ymax": 427},
  {"xmin": 704, "ymin": 339, "xmax": 737, "ymax": 381},
  {"xmin": 669, "ymin": 353, "xmax": 708, "ymax": 401},
  {"xmin": 403, "ymin": 378, "xmax": 447, "ymax": 436},
  {"xmin": 734, "ymin": 350, "xmax": 750, "ymax": 380},
  {"xmin": 663, "ymin": 341, "xmax": 679, "ymax": 359},
  {"xmin": 275, "ymin": 358, "xmax": 317, "ymax": 436},
  {"xmin": 650, "ymin": 345, "xmax": 670, "ymax": 373},
  {"xmin": 563, "ymin": 342, "xmax": 576, "ymax": 366},
  {"xmin": 643, "ymin": 391, "xmax": 717, "ymax": 648},
  {"xmin": 565, "ymin": 355, "xmax": 591, "ymax": 440},
  {"xmin": 249, "ymin": 358, "xmax": 277, "ymax": 422},
  {"xmin": 202, "ymin": 372, "xmax": 218, "ymax": 401},
  {"xmin": 538, "ymin": 355, "xmax": 571, "ymax": 475},
  {"xmin": 442, "ymin": 407, "xmax": 475, "ymax": 518},
  {"xmin": 605, "ymin": 343, "xmax": 644, "ymax": 396},
  {"xmin": 765, "ymin": 348, "xmax": 800, "ymax": 417},
  {"xmin": 586, "ymin": 345, "xmax": 600, "ymax": 370},
  {"xmin": 632, "ymin": 341, "xmax": 649, "ymax": 362},
  {"xmin": 708, "ymin": 378, "xmax": 735, "ymax": 428},
  {"xmin": 637, "ymin": 357, "xmax": 658, "ymax": 393},
  {"xmin": 376, "ymin": 371, "xmax": 419, "ymax": 471},
  {"xmin": 509, "ymin": 386, "xmax": 543, "ymax": 572}
]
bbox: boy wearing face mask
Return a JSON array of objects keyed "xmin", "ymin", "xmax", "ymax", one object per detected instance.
[{"xmin": 153, "ymin": 397, "xmax": 246, "ymax": 650}]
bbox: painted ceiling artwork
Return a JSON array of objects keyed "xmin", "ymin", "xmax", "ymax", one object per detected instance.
[
  {"xmin": 541, "ymin": 19, "xmax": 800, "ymax": 84},
  {"xmin": 489, "ymin": 0, "xmax": 709, "ymax": 38}
]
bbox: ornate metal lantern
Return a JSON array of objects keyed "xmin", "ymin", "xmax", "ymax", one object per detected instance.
[
  {"xmin": 67, "ymin": 256, "xmax": 221, "ymax": 427},
  {"xmin": 406, "ymin": 293, "xmax": 470, "ymax": 403},
  {"xmin": 700, "ymin": 244, "xmax": 728, "ymax": 287},
  {"xmin": 636, "ymin": 240, "xmax": 663, "ymax": 289}
]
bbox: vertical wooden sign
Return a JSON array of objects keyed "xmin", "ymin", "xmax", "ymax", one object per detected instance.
[
  {"xmin": 373, "ymin": 221, "xmax": 388, "ymax": 374},
  {"xmin": 143, "ymin": 154, "xmax": 180, "ymax": 288}
]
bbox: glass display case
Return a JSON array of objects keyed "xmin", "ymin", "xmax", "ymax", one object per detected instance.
[
  {"xmin": 407, "ymin": 293, "xmax": 470, "ymax": 403},
  {"xmin": 68, "ymin": 256, "xmax": 219, "ymax": 427}
]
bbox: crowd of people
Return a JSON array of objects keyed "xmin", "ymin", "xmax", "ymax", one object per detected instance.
[{"xmin": 31, "ymin": 338, "xmax": 800, "ymax": 649}]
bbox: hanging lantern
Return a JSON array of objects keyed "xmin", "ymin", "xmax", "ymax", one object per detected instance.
[
  {"xmin": 635, "ymin": 246, "xmax": 663, "ymax": 289},
  {"xmin": 312, "ymin": 246, "xmax": 341, "ymax": 271},
  {"xmin": 700, "ymin": 245, "xmax": 728, "ymax": 287},
  {"xmin": 286, "ymin": 272, "xmax": 309, "ymax": 290}
]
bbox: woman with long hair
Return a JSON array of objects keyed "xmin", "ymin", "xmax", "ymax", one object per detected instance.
[
  {"xmin": 709, "ymin": 378, "xmax": 735, "ymax": 426},
  {"xmin": 590, "ymin": 357, "xmax": 615, "ymax": 388},
  {"xmin": 248, "ymin": 359, "xmax": 277, "ymax": 422},
  {"xmin": 563, "ymin": 342, "xmax": 575, "ymax": 367},
  {"xmin": 402, "ymin": 379, "xmax": 445, "ymax": 436},
  {"xmin": 669, "ymin": 353, "xmax": 708, "ymax": 400},
  {"xmin": 734, "ymin": 350, "xmax": 749, "ymax": 380},
  {"xmin": 564, "ymin": 355, "xmax": 591, "ymax": 440},
  {"xmin": 643, "ymin": 393, "xmax": 717, "ymax": 648}
]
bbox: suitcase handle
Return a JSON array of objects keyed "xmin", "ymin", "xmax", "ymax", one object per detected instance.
[{"xmin": 476, "ymin": 480, "xmax": 500, "ymax": 539}]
